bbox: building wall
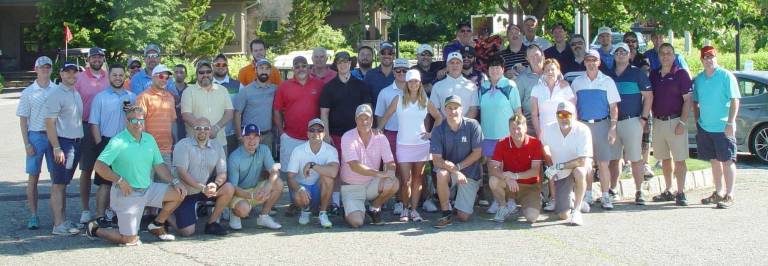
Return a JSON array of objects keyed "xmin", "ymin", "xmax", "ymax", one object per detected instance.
[
  {"xmin": 0, "ymin": 4, "xmax": 37, "ymax": 71},
  {"xmin": 208, "ymin": 0, "xmax": 245, "ymax": 54}
]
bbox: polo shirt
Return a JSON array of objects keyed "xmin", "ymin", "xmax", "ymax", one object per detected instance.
[
  {"xmin": 530, "ymin": 82, "xmax": 575, "ymax": 129},
  {"xmin": 463, "ymin": 69, "xmax": 485, "ymax": 90},
  {"xmin": 340, "ymin": 128, "xmax": 394, "ymax": 185},
  {"xmin": 214, "ymin": 75, "xmax": 241, "ymax": 136},
  {"xmin": 442, "ymin": 40, "xmax": 465, "ymax": 62},
  {"xmin": 130, "ymin": 69, "xmax": 179, "ymax": 97},
  {"xmin": 374, "ymin": 82, "xmax": 403, "ymax": 131},
  {"xmin": 430, "ymin": 118, "xmax": 483, "ymax": 180},
  {"xmin": 17, "ymin": 80, "xmax": 54, "ymax": 132},
  {"xmin": 561, "ymin": 58, "xmax": 586, "ymax": 75},
  {"xmin": 693, "ymin": 67, "xmax": 741, "ymax": 132},
  {"xmin": 649, "ymin": 65, "xmax": 693, "ymax": 117},
  {"xmin": 97, "ymin": 130, "xmax": 164, "ymax": 189},
  {"xmin": 540, "ymin": 121, "xmax": 592, "ymax": 180},
  {"xmin": 287, "ymin": 141, "xmax": 339, "ymax": 185},
  {"xmin": 630, "ymin": 53, "xmax": 650, "ymax": 69},
  {"xmin": 89, "ymin": 88, "xmax": 136, "ymax": 137},
  {"xmin": 498, "ymin": 45, "xmax": 529, "ymax": 71},
  {"xmin": 237, "ymin": 62, "xmax": 282, "ymax": 87},
  {"xmin": 273, "ymin": 77, "xmax": 325, "ymax": 140},
  {"xmin": 44, "ymin": 84, "xmax": 84, "ymax": 139},
  {"xmin": 180, "ymin": 83, "xmax": 234, "ymax": 145},
  {"xmin": 319, "ymin": 76, "xmax": 372, "ymax": 135},
  {"xmin": 430, "ymin": 74, "xmax": 479, "ymax": 116},
  {"xmin": 136, "ymin": 86, "xmax": 176, "ymax": 154},
  {"xmin": 75, "ymin": 68, "xmax": 109, "ymax": 121},
  {"xmin": 598, "ymin": 46, "xmax": 615, "ymax": 70},
  {"xmin": 571, "ymin": 71, "xmax": 621, "ymax": 120},
  {"xmin": 480, "ymin": 77, "xmax": 521, "ymax": 140},
  {"xmin": 363, "ymin": 66, "xmax": 395, "ymax": 110},
  {"xmin": 492, "ymin": 135, "xmax": 544, "ymax": 184},
  {"xmin": 173, "ymin": 137, "xmax": 227, "ymax": 194},
  {"xmin": 522, "ymin": 36, "xmax": 552, "ymax": 50},
  {"xmin": 644, "ymin": 49, "xmax": 690, "ymax": 71},
  {"xmin": 544, "ymin": 44, "xmax": 575, "ymax": 69},
  {"xmin": 350, "ymin": 68, "xmax": 368, "ymax": 80},
  {"xmin": 228, "ymin": 144, "xmax": 275, "ymax": 190},
  {"xmin": 311, "ymin": 68, "xmax": 337, "ymax": 84},
  {"xmin": 513, "ymin": 67, "xmax": 542, "ymax": 118},
  {"xmin": 412, "ymin": 62, "xmax": 445, "ymax": 86},
  {"xmin": 234, "ymin": 82, "xmax": 276, "ymax": 131},
  {"xmin": 608, "ymin": 65, "xmax": 651, "ymax": 118}
]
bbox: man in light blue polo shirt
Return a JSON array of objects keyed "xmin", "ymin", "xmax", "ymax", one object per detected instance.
[
  {"xmin": 571, "ymin": 49, "xmax": 620, "ymax": 210},
  {"xmin": 130, "ymin": 44, "xmax": 178, "ymax": 97},
  {"xmin": 89, "ymin": 63, "xmax": 136, "ymax": 227},
  {"xmin": 693, "ymin": 46, "xmax": 740, "ymax": 209}
]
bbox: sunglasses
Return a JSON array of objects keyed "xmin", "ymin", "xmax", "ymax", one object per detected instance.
[
  {"xmin": 294, "ymin": 64, "xmax": 309, "ymax": 69},
  {"xmin": 129, "ymin": 118, "xmax": 145, "ymax": 124},
  {"xmin": 155, "ymin": 73, "xmax": 170, "ymax": 80},
  {"xmin": 194, "ymin": 126, "xmax": 211, "ymax": 131},
  {"xmin": 420, "ymin": 52, "xmax": 433, "ymax": 57},
  {"xmin": 129, "ymin": 65, "xmax": 141, "ymax": 69},
  {"xmin": 308, "ymin": 127, "xmax": 324, "ymax": 133},
  {"xmin": 556, "ymin": 111, "xmax": 573, "ymax": 119},
  {"xmin": 380, "ymin": 52, "xmax": 394, "ymax": 56},
  {"xmin": 197, "ymin": 70, "xmax": 213, "ymax": 75},
  {"xmin": 584, "ymin": 58, "xmax": 599, "ymax": 62},
  {"xmin": 394, "ymin": 68, "xmax": 408, "ymax": 73},
  {"xmin": 145, "ymin": 53, "xmax": 160, "ymax": 59},
  {"xmin": 213, "ymin": 63, "xmax": 228, "ymax": 67},
  {"xmin": 624, "ymin": 39, "xmax": 638, "ymax": 43}
]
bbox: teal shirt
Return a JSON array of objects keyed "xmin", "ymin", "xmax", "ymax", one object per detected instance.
[
  {"xmin": 227, "ymin": 144, "xmax": 275, "ymax": 189},
  {"xmin": 693, "ymin": 67, "xmax": 740, "ymax": 133},
  {"xmin": 97, "ymin": 130, "xmax": 164, "ymax": 189},
  {"xmin": 480, "ymin": 77, "xmax": 521, "ymax": 140}
]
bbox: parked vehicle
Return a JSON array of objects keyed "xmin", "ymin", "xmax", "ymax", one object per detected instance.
[{"xmin": 590, "ymin": 32, "xmax": 648, "ymax": 53}]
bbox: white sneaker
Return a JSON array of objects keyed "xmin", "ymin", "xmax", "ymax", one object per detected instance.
[
  {"xmin": 569, "ymin": 210, "xmax": 584, "ymax": 226},
  {"xmin": 393, "ymin": 202, "xmax": 404, "ymax": 215},
  {"xmin": 644, "ymin": 164, "xmax": 654, "ymax": 177},
  {"xmin": 601, "ymin": 195, "xmax": 614, "ymax": 210},
  {"xmin": 229, "ymin": 215, "xmax": 242, "ymax": 230},
  {"xmin": 298, "ymin": 209, "xmax": 311, "ymax": 225},
  {"xmin": 581, "ymin": 200, "xmax": 591, "ymax": 213},
  {"xmin": 584, "ymin": 191, "xmax": 594, "ymax": 205},
  {"xmin": 318, "ymin": 212, "xmax": 332, "ymax": 228},
  {"xmin": 494, "ymin": 207, "xmax": 511, "ymax": 222},
  {"xmin": 52, "ymin": 222, "xmax": 79, "ymax": 236},
  {"xmin": 257, "ymin": 215, "xmax": 282, "ymax": 229},
  {"xmin": 486, "ymin": 200, "xmax": 500, "ymax": 214},
  {"xmin": 80, "ymin": 210, "xmax": 92, "ymax": 224},
  {"xmin": 422, "ymin": 199, "xmax": 438, "ymax": 213},
  {"xmin": 506, "ymin": 199, "xmax": 518, "ymax": 214},
  {"xmin": 147, "ymin": 223, "xmax": 175, "ymax": 241},
  {"xmin": 543, "ymin": 201, "xmax": 556, "ymax": 212}
]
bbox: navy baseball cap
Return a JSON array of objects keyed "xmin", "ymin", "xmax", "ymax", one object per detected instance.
[
  {"xmin": 241, "ymin": 124, "xmax": 261, "ymax": 136},
  {"xmin": 60, "ymin": 62, "xmax": 80, "ymax": 72}
]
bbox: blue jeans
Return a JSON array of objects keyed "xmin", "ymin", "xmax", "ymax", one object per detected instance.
[{"xmin": 25, "ymin": 131, "xmax": 55, "ymax": 176}]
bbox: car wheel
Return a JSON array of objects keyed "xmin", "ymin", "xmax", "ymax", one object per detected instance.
[{"xmin": 749, "ymin": 124, "xmax": 768, "ymax": 163}]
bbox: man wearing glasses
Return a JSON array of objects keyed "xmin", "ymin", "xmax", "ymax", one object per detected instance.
[
  {"xmin": 180, "ymin": 61, "xmax": 234, "ymax": 149},
  {"xmin": 461, "ymin": 46, "xmax": 484, "ymax": 90},
  {"xmin": 562, "ymin": 34, "xmax": 587, "ymax": 75},
  {"xmin": 123, "ymin": 58, "xmax": 141, "ymax": 90},
  {"xmin": 442, "ymin": 22, "xmax": 475, "ymax": 62},
  {"xmin": 130, "ymin": 44, "xmax": 178, "ymax": 97},
  {"xmin": 211, "ymin": 54, "xmax": 241, "ymax": 155},
  {"xmin": 412, "ymin": 44, "xmax": 444, "ymax": 94},
  {"xmin": 136, "ymin": 64, "xmax": 177, "ymax": 177},
  {"xmin": 623, "ymin": 32, "xmax": 650, "ymax": 72},
  {"xmin": 363, "ymin": 42, "xmax": 396, "ymax": 111}
]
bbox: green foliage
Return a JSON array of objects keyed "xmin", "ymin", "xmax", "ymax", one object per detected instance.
[
  {"xmin": 309, "ymin": 25, "xmax": 352, "ymax": 52},
  {"xmin": 397, "ymin": 40, "xmax": 420, "ymax": 59},
  {"xmin": 265, "ymin": 0, "xmax": 335, "ymax": 54},
  {"xmin": 683, "ymin": 52, "xmax": 768, "ymax": 74},
  {"xmin": 162, "ymin": 55, "xmax": 251, "ymax": 82},
  {"xmin": 177, "ymin": 0, "xmax": 236, "ymax": 60},
  {"xmin": 0, "ymin": 73, "xmax": 4, "ymax": 91}
]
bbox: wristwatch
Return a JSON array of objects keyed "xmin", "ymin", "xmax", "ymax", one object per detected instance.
[{"xmin": 309, "ymin": 162, "xmax": 317, "ymax": 169}]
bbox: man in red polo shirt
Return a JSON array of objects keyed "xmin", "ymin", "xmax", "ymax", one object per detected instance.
[{"xmin": 488, "ymin": 113, "xmax": 544, "ymax": 223}]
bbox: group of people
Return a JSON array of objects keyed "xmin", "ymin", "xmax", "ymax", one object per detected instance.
[{"xmin": 17, "ymin": 17, "xmax": 740, "ymax": 246}]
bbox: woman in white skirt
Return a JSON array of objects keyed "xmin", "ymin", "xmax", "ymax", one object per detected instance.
[{"xmin": 377, "ymin": 69, "xmax": 442, "ymax": 222}]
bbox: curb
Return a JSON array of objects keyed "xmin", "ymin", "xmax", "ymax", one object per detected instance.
[{"xmin": 592, "ymin": 168, "xmax": 713, "ymax": 199}]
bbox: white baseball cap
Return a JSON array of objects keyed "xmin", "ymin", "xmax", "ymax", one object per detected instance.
[
  {"xmin": 151, "ymin": 64, "xmax": 172, "ymax": 76},
  {"xmin": 405, "ymin": 69, "xmax": 421, "ymax": 81},
  {"xmin": 446, "ymin": 52, "xmax": 463, "ymax": 63},
  {"xmin": 597, "ymin": 26, "xmax": 612, "ymax": 36},
  {"xmin": 611, "ymin": 42, "xmax": 630, "ymax": 55},
  {"xmin": 416, "ymin": 44, "xmax": 434, "ymax": 55},
  {"xmin": 393, "ymin": 58, "xmax": 409, "ymax": 69}
]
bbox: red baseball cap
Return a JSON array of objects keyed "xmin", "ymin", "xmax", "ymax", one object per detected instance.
[{"xmin": 700, "ymin": 46, "xmax": 717, "ymax": 58}]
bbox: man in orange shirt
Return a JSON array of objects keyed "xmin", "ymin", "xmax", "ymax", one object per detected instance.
[
  {"xmin": 136, "ymin": 64, "xmax": 177, "ymax": 177},
  {"xmin": 238, "ymin": 39, "xmax": 282, "ymax": 87}
]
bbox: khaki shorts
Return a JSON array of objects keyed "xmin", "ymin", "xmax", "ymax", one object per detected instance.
[
  {"xmin": 610, "ymin": 117, "xmax": 643, "ymax": 162},
  {"xmin": 341, "ymin": 178, "xmax": 386, "ymax": 215},
  {"xmin": 229, "ymin": 181, "xmax": 269, "ymax": 208},
  {"xmin": 515, "ymin": 183, "xmax": 542, "ymax": 211},
  {"xmin": 450, "ymin": 174, "xmax": 480, "ymax": 215},
  {"xmin": 652, "ymin": 118, "xmax": 689, "ymax": 161},
  {"xmin": 110, "ymin": 183, "xmax": 168, "ymax": 236}
]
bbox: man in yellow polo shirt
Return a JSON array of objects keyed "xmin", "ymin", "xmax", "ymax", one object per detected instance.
[{"xmin": 181, "ymin": 61, "xmax": 234, "ymax": 148}]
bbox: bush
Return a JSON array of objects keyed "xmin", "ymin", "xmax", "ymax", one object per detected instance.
[
  {"xmin": 683, "ymin": 52, "xmax": 768, "ymax": 74},
  {"xmin": 397, "ymin": 40, "xmax": 420, "ymax": 60},
  {"xmin": 310, "ymin": 25, "xmax": 352, "ymax": 52},
  {"xmin": 0, "ymin": 73, "xmax": 4, "ymax": 90},
  {"xmin": 160, "ymin": 54, "xmax": 252, "ymax": 83}
]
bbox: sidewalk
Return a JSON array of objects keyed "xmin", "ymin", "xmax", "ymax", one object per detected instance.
[{"xmin": 595, "ymin": 168, "xmax": 714, "ymax": 200}]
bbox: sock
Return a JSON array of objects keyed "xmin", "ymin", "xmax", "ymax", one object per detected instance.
[
  {"xmin": 332, "ymin": 192, "xmax": 340, "ymax": 206},
  {"xmin": 369, "ymin": 206, "xmax": 381, "ymax": 212},
  {"xmin": 319, "ymin": 211, "xmax": 327, "ymax": 215}
]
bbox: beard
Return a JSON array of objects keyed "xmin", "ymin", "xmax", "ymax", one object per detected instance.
[
  {"xmin": 198, "ymin": 77, "xmax": 212, "ymax": 87},
  {"xmin": 257, "ymin": 74, "xmax": 269, "ymax": 82},
  {"xmin": 111, "ymin": 81, "xmax": 125, "ymax": 88},
  {"xmin": 358, "ymin": 61, "xmax": 372, "ymax": 68}
]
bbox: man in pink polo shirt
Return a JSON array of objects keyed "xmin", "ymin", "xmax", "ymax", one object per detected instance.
[
  {"xmin": 75, "ymin": 47, "xmax": 110, "ymax": 224},
  {"xmin": 340, "ymin": 104, "xmax": 399, "ymax": 228}
]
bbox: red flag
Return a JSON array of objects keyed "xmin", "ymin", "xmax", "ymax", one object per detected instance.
[{"xmin": 64, "ymin": 25, "xmax": 73, "ymax": 44}]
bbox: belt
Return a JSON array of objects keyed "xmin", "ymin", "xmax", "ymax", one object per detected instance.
[
  {"xmin": 654, "ymin": 114, "xmax": 680, "ymax": 121},
  {"xmin": 30, "ymin": 130, "xmax": 46, "ymax": 133},
  {"xmin": 59, "ymin": 137, "xmax": 82, "ymax": 142},
  {"xmin": 579, "ymin": 116, "xmax": 609, "ymax": 124},
  {"xmin": 618, "ymin": 115, "xmax": 639, "ymax": 121}
]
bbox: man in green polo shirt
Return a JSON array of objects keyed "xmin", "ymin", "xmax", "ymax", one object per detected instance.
[{"xmin": 86, "ymin": 106, "xmax": 186, "ymax": 245}]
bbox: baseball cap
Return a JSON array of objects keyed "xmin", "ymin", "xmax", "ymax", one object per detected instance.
[
  {"xmin": 88, "ymin": 47, "xmax": 105, "ymax": 57},
  {"xmin": 307, "ymin": 118, "xmax": 325, "ymax": 129},
  {"xmin": 293, "ymin": 56, "xmax": 308, "ymax": 65},
  {"xmin": 597, "ymin": 26, "xmax": 612, "ymax": 36},
  {"xmin": 456, "ymin": 21, "xmax": 471, "ymax": 30},
  {"xmin": 461, "ymin": 46, "xmax": 475, "ymax": 56},
  {"xmin": 127, "ymin": 58, "xmax": 141, "ymax": 67},
  {"xmin": 60, "ymin": 62, "xmax": 79, "ymax": 72},
  {"xmin": 556, "ymin": 101, "xmax": 576, "ymax": 115},
  {"xmin": 195, "ymin": 60, "xmax": 212, "ymax": 69},
  {"xmin": 405, "ymin": 69, "xmax": 421, "ymax": 82},
  {"xmin": 34, "ymin": 56, "xmax": 53, "ymax": 68},
  {"xmin": 446, "ymin": 52, "xmax": 463, "ymax": 63},
  {"xmin": 355, "ymin": 104, "xmax": 373, "ymax": 118},
  {"xmin": 416, "ymin": 44, "xmax": 434, "ymax": 55},
  {"xmin": 334, "ymin": 51, "xmax": 351, "ymax": 63},
  {"xmin": 611, "ymin": 42, "xmax": 630, "ymax": 55},
  {"xmin": 585, "ymin": 49, "xmax": 601, "ymax": 60},
  {"xmin": 241, "ymin": 124, "xmax": 261, "ymax": 136},
  {"xmin": 524, "ymin": 15, "xmax": 538, "ymax": 23},
  {"xmin": 151, "ymin": 64, "xmax": 172, "ymax": 76},
  {"xmin": 144, "ymin": 44, "xmax": 161, "ymax": 55},
  {"xmin": 444, "ymin": 95, "xmax": 462, "ymax": 107},
  {"xmin": 700, "ymin": 46, "xmax": 717, "ymax": 58},
  {"xmin": 380, "ymin": 42, "xmax": 394, "ymax": 52},
  {"xmin": 255, "ymin": 58, "xmax": 271, "ymax": 67},
  {"xmin": 393, "ymin": 58, "xmax": 409, "ymax": 69}
]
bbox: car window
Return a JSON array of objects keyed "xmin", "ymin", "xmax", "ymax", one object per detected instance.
[{"xmin": 738, "ymin": 78, "xmax": 767, "ymax": 97}]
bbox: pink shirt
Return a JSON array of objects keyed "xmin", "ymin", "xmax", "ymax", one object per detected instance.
[
  {"xmin": 75, "ymin": 68, "xmax": 109, "ymax": 121},
  {"xmin": 310, "ymin": 68, "xmax": 337, "ymax": 84},
  {"xmin": 273, "ymin": 78, "xmax": 324, "ymax": 140},
  {"xmin": 340, "ymin": 128, "xmax": 394, "ymax": 185}
]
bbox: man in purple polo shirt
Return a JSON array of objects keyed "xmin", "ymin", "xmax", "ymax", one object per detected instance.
[
  {"xmin": 649, "ymin": 43, "xmax": 693, "ymax": 206},
  {"xmin": 443, "ymin": 22, "xmax": 475, "ymax": 62}
]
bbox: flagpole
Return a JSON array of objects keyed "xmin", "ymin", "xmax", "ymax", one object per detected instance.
[{"xmin": 64, "ymin": 24, "xmax": 68, "ymax": 60}]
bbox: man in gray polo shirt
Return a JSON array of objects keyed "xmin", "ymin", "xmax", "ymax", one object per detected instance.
[
  {"xmin": 44, "ymin": 62, "xmax": 84, "ymax": 235},
  {"xmin": 430, "ymin": 95, "xmax": 483, "ymax": 229},
  {"xmin": 235, "ymin": 58, "xmax": 277, "ymax": 156}
]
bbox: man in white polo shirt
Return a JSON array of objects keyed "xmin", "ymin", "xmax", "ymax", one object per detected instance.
[
  {"xmin": 541, "ymin": 102, "xmax": 593, "ymax": 226},
  {"xmin": 430, "ymin": 52, "xmax": 479, "ymax": 119}
]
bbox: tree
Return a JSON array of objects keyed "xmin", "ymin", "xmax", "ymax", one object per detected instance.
[
  {"xmin": 176, "ymin": 0, "xmax": 236, "ymax": 60},
  {"xmin": 263, "ymin": 0, "xmax": 335, "ymax": 53}
]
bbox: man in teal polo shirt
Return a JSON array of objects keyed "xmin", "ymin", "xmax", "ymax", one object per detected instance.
[
  {"xmin": 86, "ymin": 106, "xmax": 186, "ymax": 245},
  {"xmin": 693, "ymin": 46, "xmax": 740, "ymax": 209}
]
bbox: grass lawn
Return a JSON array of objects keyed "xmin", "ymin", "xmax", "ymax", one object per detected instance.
[{"xmin": 619, "ymin": 157, "xmax": 711, "ymax": 179}]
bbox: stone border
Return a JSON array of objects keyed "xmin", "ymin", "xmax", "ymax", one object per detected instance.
[{"xmin": 592, "ymin": 168, "xmax": 714, "ymax": 199}]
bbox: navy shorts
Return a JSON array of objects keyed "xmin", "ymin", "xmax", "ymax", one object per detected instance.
[
  {"xmin": 174, "ymin": 192, "xmax": 216, "ymax": 228},
  {"xmin": 696, "ymin": 125, "xmax": 737, "ymax": 162},
  {"xmin": 52, "ymin": 137, "xmax": 81, "ymax": 185},
  {"xmin": 79, "ymin": 123, "xmax": 99, "ymax": 171},
  {"xmin": 25, "ymin": 131, "xmax": 55, "ymax": 176}
]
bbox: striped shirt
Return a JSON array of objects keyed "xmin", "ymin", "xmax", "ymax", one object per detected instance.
[
  {"xmin": 136, "ymin": 86, "xmax": 176, "ymax": 154},
  {"xmin": 498, "ymin": 45, "xmax": 529, "ymax": 70},
  {"xmin": 16, "ymin": 80, "xmax": 54, "ymax": 131}
]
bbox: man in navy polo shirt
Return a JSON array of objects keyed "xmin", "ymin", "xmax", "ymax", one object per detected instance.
[
  {"xmin": 571, "ymin": 49, "xmax": 621, "ymax": 209},
  {"xmin": 443, "ymin": 22, "xmax": 475, "ymax": 62},
  {"xmin": 363, "ymin": 42, "xmax": 396, "ymax": 111},
  {"xmin": 607, "ymin": 43, "xmax": 653, "ymax": 205}
]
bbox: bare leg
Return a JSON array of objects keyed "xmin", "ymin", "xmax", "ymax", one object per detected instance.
[
  {"xmin": 27, "ymin": 175, "xmax": 40, "ymax": 216},
  {"xmin": 723, "ymin": 160, "xmax": 736, "ymax": 195},
  {"xmin": 710, "ymin": 160, "xmax": 724, "ymax": 195},
  {"xmin": 409, "ymin": 162, "xmax": 426, "ymax": 210},
  {"xmin": 95, "ymin": 184, "xmax": 110, "ymax": 217},
  {"xmin": 608, "ymin": 160, "xmax": 621, "ymax": 190},
  {"xmin": 319, "ymin": 175, "xmax": 335, "ymax": 211},
  {"xmin": 435, "ymin": 170, "xmax": 451, "ymax": 210},
  {"xmin": 95, "ymin": 229, "xmax": 139, "ymax": 244},
  {"xmin": 598, "ymin": 161, "xmax": 611, "ymax": 194},
  {"xmin": 260, "ymin": 179, "xmax": 284, "ymax": 215},
  {"xmin": 79, "ymin": 170, "xmax": 92, "ymax": 213},
  {"xmin": 662, "ymin": 159, "xmax": 674, "ymax": 192},
  {"xmin": 631, "ymin": 161, "xmax": 644, "ymax": 190},
  {"xmin": 345, "ymin": 211, "xmax": 365, "ymax": 228},
  {"xmin": 50, "ymin": 184, "xmax": 66, "ymax": 226},
  {"xmin": 207, "ymin": 183, "xmax": 235, "ymax": 224},
  {"xmin": 398, "ymin": 163, "xmax": 412, "ymax": 209},
  {"xmin": 673, "ymin": 160, "xmax": 687, "ymax": 193},
  {"xmin": 371, "ymin": 177, "xmax": 399, "ymax": 208},
  {"xmin": 155, "ymin": 187, "xmax": 183, "ymax": 223},
  {"xmin": 489, "ymin": 176, "xmax": 508, "ymax": 206}
]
